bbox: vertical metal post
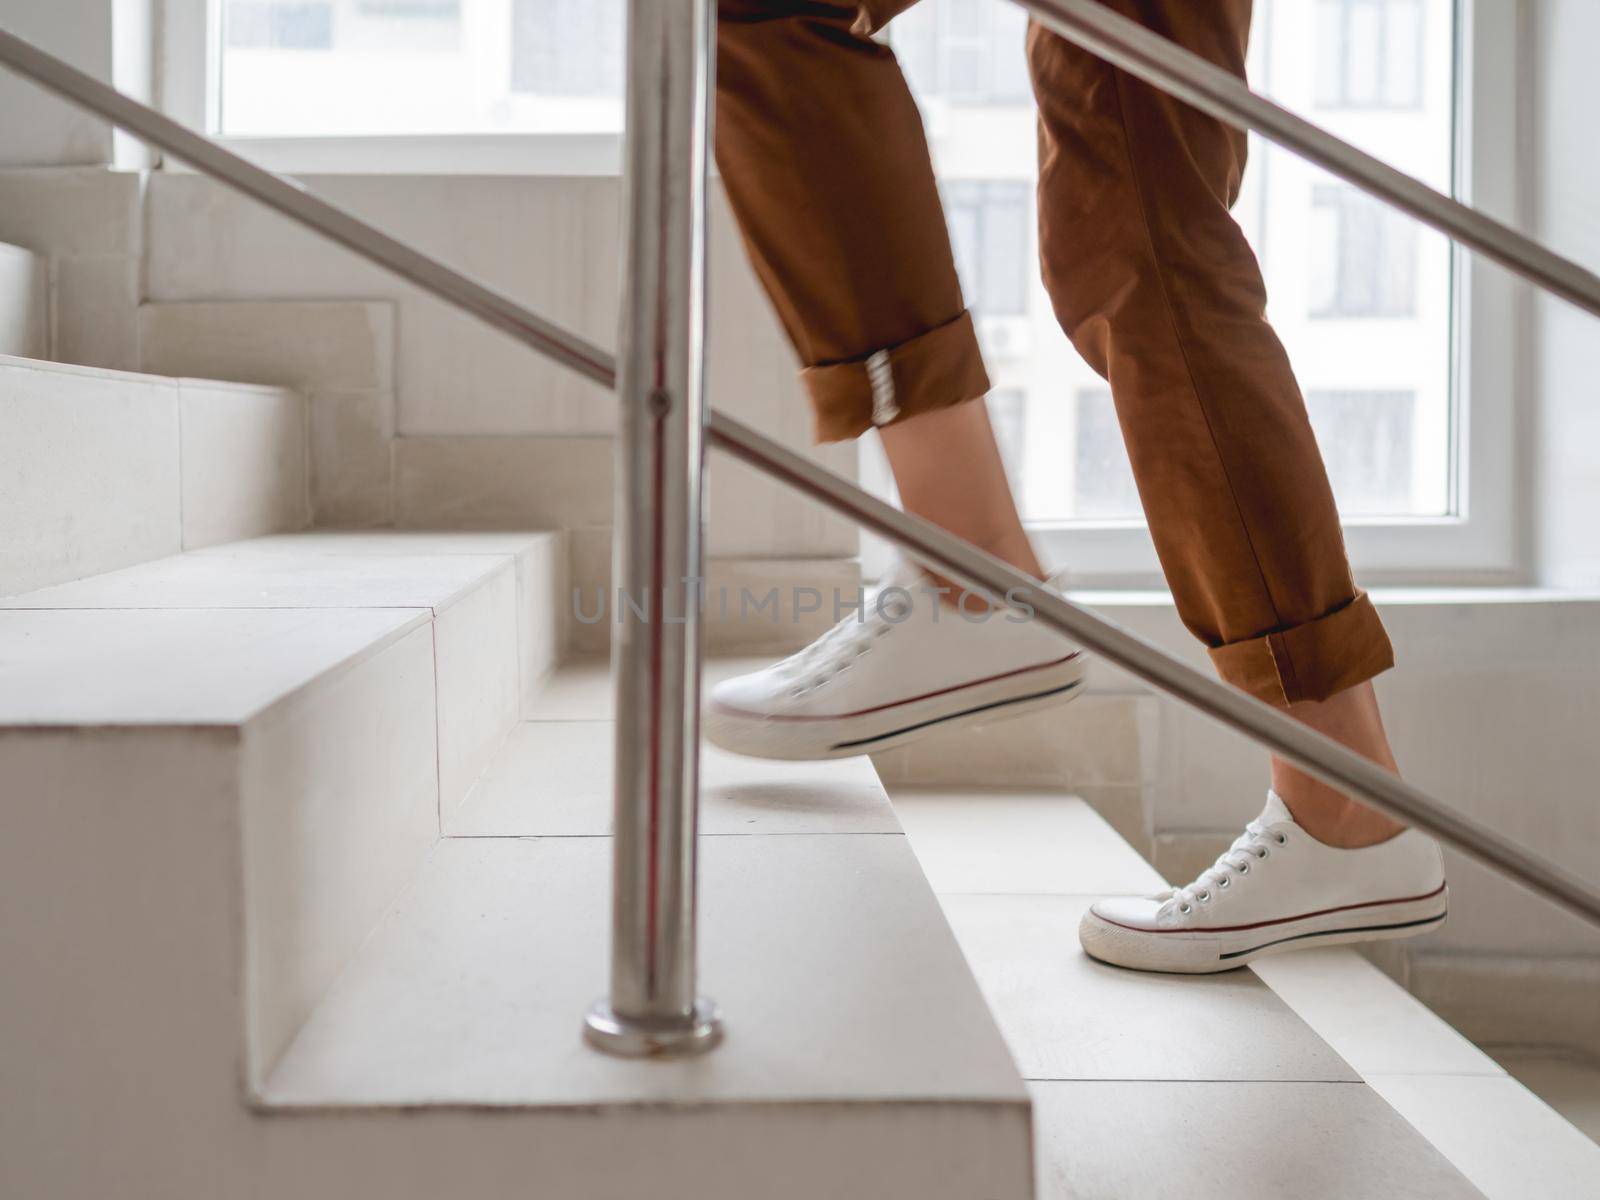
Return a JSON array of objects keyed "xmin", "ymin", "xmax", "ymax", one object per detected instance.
[{"xmin": 584, "ymin": 0, "xmax": 722, "ymax": 1058}]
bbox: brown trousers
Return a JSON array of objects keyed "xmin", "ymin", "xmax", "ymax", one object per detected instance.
[{"xmin": 714, "ymin": 0, "xmax": 1394, "ymax": 705}]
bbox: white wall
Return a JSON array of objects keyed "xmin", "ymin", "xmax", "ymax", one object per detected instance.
[
  {"xmin": 0, "ymin": 0, "xmax": 154, "ymax": 168},
  {"xmin": 143, "ymin": 170, "xmax": 858, "ymax": 558},
  {"xmin": 1531, "ymin": 0, "xmax": 1600, "ymax": 588}
]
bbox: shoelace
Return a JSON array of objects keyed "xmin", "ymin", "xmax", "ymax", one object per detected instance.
[
  {"xmin": 776, "ymin": 585, "xmax": 911, "ymax": 697},
  {"xmin": 1165, "ymin": 818, "xmax": 1290, "ymax": 916}
]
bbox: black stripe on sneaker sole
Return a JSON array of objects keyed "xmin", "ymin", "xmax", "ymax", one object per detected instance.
[
  {"xmin": 828, "ymin": 679, "xmax": 1083, "ymax": 752},
  {"xmin": 1217, "ymin": 911, "xmax": 1448, "ymax": 961}
]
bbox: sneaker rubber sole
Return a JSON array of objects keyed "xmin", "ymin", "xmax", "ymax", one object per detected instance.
[
  {"xmin": 1078, "ymin": 883, "xmax": 1449, "ymax": 974},
  {"xmin": 704, "ymin": 653, "xmax": 1087, "ymax": 761}
]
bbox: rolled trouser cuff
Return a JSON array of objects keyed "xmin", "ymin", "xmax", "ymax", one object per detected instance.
[
  {"xmin": 801, "ymin": 309, "xmax": 992, "ymax": 444},
  {"xmin": 1208, "ymin": 591, "xmax": 1395, "ymax": 706}
]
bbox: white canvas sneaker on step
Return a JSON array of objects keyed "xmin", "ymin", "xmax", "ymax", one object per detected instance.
[
  {"xmin": 1079, "ymin": 790, "xmax": 1447, "ymax": 973},
  {"xmin": 704, "ymin": 560, "xmax": 1085, "ymax": 760}
]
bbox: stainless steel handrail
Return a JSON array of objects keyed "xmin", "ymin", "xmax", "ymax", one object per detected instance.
[
  {"xmin": 582, "ymin": 0, "xmax": 723, "ymax": 1059},
  {"xmin": 1018, "ymin": 0, "xmax": 1600, "ymax": 321},
  {"xmin": 3, "ymin": 12, "xmax": 1598, "ymax": 1056}
]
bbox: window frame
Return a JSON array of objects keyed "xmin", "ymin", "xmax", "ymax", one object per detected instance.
[
  {"xmin": 159, "ymin": 0, "xmax": 1526, "ymax": 586},
  {"xmin": 1023, "ymin": 0, "xmax": 1523, "ymax": 587},
  {"xmin": 158, "ymin": 0, "xmax": 628, "ymax": 173}
]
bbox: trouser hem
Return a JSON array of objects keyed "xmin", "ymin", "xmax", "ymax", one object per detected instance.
[
  {"xmin": 1207, "ymin": 591, "xmax": 1395, "ymax": 706},
  {"xmin": 801, "ymin": 309, "xmax": 991, "ymax": 444}
]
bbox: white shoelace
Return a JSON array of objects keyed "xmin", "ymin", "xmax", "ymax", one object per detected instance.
[
  {"xmin": 777, "ymin": 589, "xmax": 907, "ymax": 696},
  {"xmin": 1165, "ymin": 818, "xmax": 1289, "ymax": 916}
]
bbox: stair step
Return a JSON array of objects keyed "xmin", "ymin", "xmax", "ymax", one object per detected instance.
[
  {"xmin": 0, "ymin": 531, "xmax": 566, "ymax": 1200},
  {"xmin": 449, "ymin": 714, "xmax": 895, "ymax": 838},
  {"xmin": 889, "ymin": 785, "xmax": 1600, "ymax": 1198},
  {"xmin": 265, "ymin": 833, "xmax": 1024, "ymax": 1111},
  {"xmin": 0, "ymin": 241, "xmax": 46, "ymax": 358},
  {"xmin": 0, "ymin": 354, "xmax": 306, "ymax": 596},
  {"xmin": 0, "ymin": 604, "xmax": 424, "ymax": 727},
  {"xmin": 246, "ymin": 659, "xmax": 1033, "ymax": 1198}
]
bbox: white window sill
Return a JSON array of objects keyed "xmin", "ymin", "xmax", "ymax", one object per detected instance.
[
  {"xmin": 164, "ymin": 133, "xmax": 626, "ymax": 177},
  {"xmin": 1068, "ymin": 586, "xmax": 1600, "ymax": 610}
]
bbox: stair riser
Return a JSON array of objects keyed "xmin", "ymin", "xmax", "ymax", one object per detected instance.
[
  {"xmin": 241, "ymin": 551, "xmax": 547, "ymax": 1076},
  {"xmin": 565, "ymin": 535, "xmax": 863, "ymax": 656},
  {"xmin": 0, "ymin": 242, "xmax": 47, "ymax": 358},
  {"xmin": 242, "ymin": 623, "xmax": 442, "ymax": 1079},
  {"xmin": 254, "ymin": 1105, "xmax": 1033, "ymax": 1200},
  {"xmin": 0, "ymin": 727, "xmax": 245, "ymax": 1200},
  {"xmin": 434, "ymin": 565, "xmax": 521, "ymax": 812},
  {"xmin": 0, "ymin": 359, "xmax": 307, "ymax": 596}
]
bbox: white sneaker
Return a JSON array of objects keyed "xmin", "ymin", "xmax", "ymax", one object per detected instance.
[
  {"xmin": 1079, "ymin": 791, "xmax": 1447, "ymax": 973},
  {"xmin": 703, "ymin": 560, "xmax": 1085, "ymax": 760}
]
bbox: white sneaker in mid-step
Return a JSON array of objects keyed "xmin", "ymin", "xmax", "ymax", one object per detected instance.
[
  {"xmin": 704, "ymin": 561, "xmax": 1085, "ymax": 761},
  {"xmin": 1080, "ymin": 790, "xmax": 1447, "ymax": 973}
]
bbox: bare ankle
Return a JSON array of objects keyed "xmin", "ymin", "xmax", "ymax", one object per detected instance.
[{"xmin": 1275, "ymin": 785, "xmax": 1406, "ymax": 849}]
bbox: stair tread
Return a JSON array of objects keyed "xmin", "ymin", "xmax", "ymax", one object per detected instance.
[
  {"xmin": 188, "ymin": 529, "xmax": 560, "ymax": 559},
  {"xmin": 263, "ymin": 831, "xmax": 1029, "ymax": 1110},
  {"xmin": 887, "ymin": 785, "xmax": 1599, "ymax": 1199},
  {"xmin": 0, "ymin": 546, "xmax": 520, "ymax": 612},
  {"xmin": 0, "ymin": 348, "xmax": 294, "ymax": 395},
  {"xmin": 0, "ymin": 530, "xmax": 554, "ymax": 726},
  {"xmin": 451, "ymin": 716, "xmax": 897, "ymax": 839},
  {"xmin": 0, "ymin": 606, "xmax": 425, "ymax": 726}
]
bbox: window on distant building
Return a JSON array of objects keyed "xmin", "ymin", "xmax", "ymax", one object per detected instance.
[
  {"xmin": 1314, "ymin": 0, "xmax": 1423, "ymax": 110},
  {"xmin": 1306, "ymin": 390, "xmax": 1417, "ymax": 515},
  {"xmin": 512, "ymin": 0, "xmax": 626, "ymax": 97},
  {"xmin": 357, "ymin": 1, "xmax": 458, "ymax": 13},
  {"xmin": 226, "ymin": 1, "xmax": 334, "ymax": 49},
  {"xmin": 1072, "ymin": 389, "xmax": 1142, "ymax": 520},
  {"xmin": 891, "ymin": 0, "xmax": 1031, "ymax": 106},
  {"xmin": 988, "ymin": 388, "xmax": 1028, "ymax": 482},
  {"xmin": 218, "ymin": 0, "xmax": 625, "ymax": 136},
  {"xmin": 944, "ymin": 181, "xmax": 1030, "ymax": 317},
  {"xmin": 1309, "ymin": 184, "xmax": 1418, "ymax": 317}
]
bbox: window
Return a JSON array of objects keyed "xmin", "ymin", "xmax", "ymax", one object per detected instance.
[
  {"xmin": 893, "ymin": 0, "xmax": 1031, "ymax": 106},
  {"xmin": 216, "ymin": 0, "xmax": 625, "ymax": 137},
  {"xmin": 1307, "ymin": 390, "xmax": 1418, "ymax": 515},
  {"xmin": 988, "ymin": 388, "xmax": 1029, "ymax": 483},
  {"xmin": 512, "ymin": 0, "xmax": 626, "ymax": 98},
  {"xmin": 857, "ymin": 0, "xmax": 1499, "ymax": 582},
  {"xmin": 166, "ymin": 0, "xmax": 1515, "ymax": 579},
  {"xmin": 1309, "ymin": 184, "xmax": 1418, "ymax": 317},
  {"xmin": 944, "ymin": 181, "xmax": 1030, "ymax": 317},
  {"xmin": 1072, "ymin": 390, "xmax": 1141, "ymax": 520},
  {"xmin": 226, "ymin": 2, "xmax": 333, "ymax": 50},
  {"xmin": 1315, "ymin": 0, "xmax": 1424, "ymax": 110}
]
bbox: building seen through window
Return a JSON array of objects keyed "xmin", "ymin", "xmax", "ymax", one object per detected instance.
[
  {"xmin": 220, "ymin": 0, "xmax": 625, "ymax": 135},
  {"xmin": 1314, "ymin": 0, "xmax": 1425, "ymax": 110},
  {"xmin": 217, "ymin": 0, "xmax": 1455, "ymax": 525},
  {"xmin": 1310, "ymin": 184, "xmax": 1419, "ymax": 318},
  {"xmin": 944, "ymin": 182, "xmax": 1031, "ymax": 318},
  {"xmin": 226, "ymin": 2, "xmax": 335, "ymax": 49},
  {"xmin": 1071, "ymin": 390, "xmax": 1142, "ymax": 520},
  {"xmin": 872, "ymin": 0, "xmax": 1454, "ymax": 524},
  {"xmin": 512, "ymin": 0, "xmax": 625, "ymax": 98},
  {"xmin": 1306, "ymin": 390, "xmax": 1418, "ymax": 516},
  {"xmin": 892, "ymin": 0, "xmax": 1031, "ymax": 105}
]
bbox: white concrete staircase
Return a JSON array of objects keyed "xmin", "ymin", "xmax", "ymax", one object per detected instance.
[
  {"xmin": 0, "ymin": 352, "xmax": 307, "ymax": 593},
  {"xmin": 889, "ymin": 785, "xmax": 1600, "ymax": 1199},
  {"xmin": 5, "ymin": 349, "xmax": 1595, "ymax": 1198},
  {"xmin": 0, "ymin": 240, "xmax": 46, "ymax": 357},
  {"xmin": 0, "ymin": 354, "xmax": 1030, "ymax": 1197},
  {"xmin": 0, "ymin": 558, "xmax": 1032, "ymax": 1198}
]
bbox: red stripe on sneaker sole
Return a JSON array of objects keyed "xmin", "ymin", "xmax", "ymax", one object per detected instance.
[
  {"xmin": 710, "ymin": 652, "xmax": 1082, "ymax": 721},
  {"xmin": 1093, "ymin": 880, "xmax": 1448, "ymax": 935}
]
